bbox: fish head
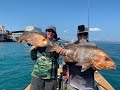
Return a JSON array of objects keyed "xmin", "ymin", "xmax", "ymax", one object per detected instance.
[
  {"xmin": 35, "ymin": 35, "xmax": 50, "ymax": 47},
  {"xmin": 91, "ymin": 49, "xmax": 116, "ymax": 70},
  {"xmin": 30, "ymin": 32, "xmax": 53, "ymax": 47}
]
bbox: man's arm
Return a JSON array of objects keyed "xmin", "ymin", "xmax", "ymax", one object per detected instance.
[{"xmin": 30, "ymin": 46, "xmax": 37, "ymax": 60}]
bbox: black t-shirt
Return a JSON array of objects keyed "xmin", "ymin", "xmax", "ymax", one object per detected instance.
[{"xmin": 65, "ymin": 40, "xmax": 96, "ymax": 89}]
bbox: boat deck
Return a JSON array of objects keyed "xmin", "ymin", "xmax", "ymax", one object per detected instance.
[{"xmin": 24, "ymin": 71, "xmax": 115, "ymax": 90}]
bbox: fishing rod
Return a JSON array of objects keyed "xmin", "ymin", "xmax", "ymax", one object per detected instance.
[{"xmin": 87, "ymin": 0, "xmax": 90, "ymax": 40}]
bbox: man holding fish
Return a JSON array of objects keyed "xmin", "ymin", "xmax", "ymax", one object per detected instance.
[
  {"xmin": 16, "ymin": 25, "xmax": 116, "ymax": 90},
  {"xmin": 29, "ymin": 25, "xmax": 64, "ymax": 90},
  {"xmin": 55, "ymin": 25, "xmax": 116, "ymax": 90},
  {"xmin": 61, "ymin": 25, "xmax": 98, "ymax": 90}
]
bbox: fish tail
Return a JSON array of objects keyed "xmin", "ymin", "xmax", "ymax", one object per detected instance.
[{"xmin": 15, "ymin": 37, "xmax": 21, "ymax": 43}]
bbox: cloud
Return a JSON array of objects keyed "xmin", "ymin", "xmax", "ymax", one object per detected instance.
[
  {"xmin": 89, "ymin": 28, "xmax": 102, "ymax": 32},
  {"xmin": 63, "ymin": 28, "xmax": 72, "ymax": 33},
  {"xmin": 64, "ymin": 29, "xmax": 69, "ymax": 32}
]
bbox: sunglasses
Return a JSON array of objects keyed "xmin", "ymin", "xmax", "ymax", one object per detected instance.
[
  {"xmin": 77, "ymin": 32, "xmax": 88, "ymax": 36},
  {"xmin": 46, "ymin": 29, "xmax": 55, "ymax": 33}
]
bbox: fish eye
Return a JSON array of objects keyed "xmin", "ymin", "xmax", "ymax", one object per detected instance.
[
  {"xmin": 43, "ymin": 39, "xmax": 46, "ymax": 41},
  {"xmin": 105, "ymin": 57, "xmax": 110, "ymax": 61}
]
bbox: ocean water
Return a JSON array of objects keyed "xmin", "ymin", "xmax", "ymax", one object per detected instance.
[{"xmin": 0, "ymin": 42, "xmax": 120, "ymax": 90}]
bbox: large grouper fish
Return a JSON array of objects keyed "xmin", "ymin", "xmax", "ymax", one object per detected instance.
[
  {"xmin": 46, "ymin": 43, "xmax": 116, "ymax": 72},
  {"xmin": 15, "ymin": 31, "xmax": 50, "ymax": 47},
  {"xmin": 15, "ymin": 32, "xmax": 116, "ymax": 72}
]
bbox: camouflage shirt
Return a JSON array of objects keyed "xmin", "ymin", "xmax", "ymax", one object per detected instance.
[{"xmin": 31, "ymin": 39, "xmax": 64, "ymax": 79}]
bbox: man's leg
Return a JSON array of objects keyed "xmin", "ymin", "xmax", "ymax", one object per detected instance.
[
  {"xmin": 30, "ymin": 76, "xmax": 45, "ymax": 90},
  {"xmin": 45, "ymin": 79, "xmax": 58, "ymax": 90}
]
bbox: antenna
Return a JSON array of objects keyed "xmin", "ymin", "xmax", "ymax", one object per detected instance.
[
  {"xmin": 87, "ymin": 0, "xmax": 90, "ymax": 31},
  {"xmin": 87, "ymin": 0, "xmax": 90, "ymax": 40}
]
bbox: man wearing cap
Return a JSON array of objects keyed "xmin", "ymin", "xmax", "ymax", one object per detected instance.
[
  {"xmin": 64, "ymin": 25, "xmax": 97, "ymax": 90},
  {"xmin": 30, "ymin": 25, "xmax": 63, "ymax": 90}
]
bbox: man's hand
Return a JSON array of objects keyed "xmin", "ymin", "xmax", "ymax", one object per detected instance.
[
  {"xmin": 30, "ymin": 46, "xmax": 37, "ymax": 51},
  {"xmin": 56, "ymin": 47, "xmax": 65, "ymax": 55}
]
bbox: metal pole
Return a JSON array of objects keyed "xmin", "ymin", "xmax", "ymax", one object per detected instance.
[
  {"xmin": 88, "ymin": 0, "xmax": 90, "ymax": 31},
  {"xmin": 87, "ymin": 0, "xmax": 90, "ymax": 40}
]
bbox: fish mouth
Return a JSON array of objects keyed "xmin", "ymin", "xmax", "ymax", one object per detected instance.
[{"xmin": 106, "ymin": 66, "xmax": 116, "ymax": 70}]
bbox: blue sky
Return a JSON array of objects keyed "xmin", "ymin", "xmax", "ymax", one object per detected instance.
[{"xmin": 0, "ymin": 0, "xmax": 120, "ymax": 41}]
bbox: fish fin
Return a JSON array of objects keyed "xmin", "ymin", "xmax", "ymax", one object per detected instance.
[
  {"xmin": 81, "ymin": 64, "xmax": 90, "ymax": 72},
  {"xmin": 73, "ymin": 62, "xmax": 88, "ymax": 72},
  {"xmin": 22, "ymin": 31, "xmax": 29, "ymax": 35},
  {"xmin": 75, "ymin": 62, "xmax": 89, "ymax": 72},
  {"xmin": 22, "ymin": 40, "xmax": 26, "ymax": 43},
  {"xmin": 81, "ymin": 58, "xmax": 91, "ymax": 72}
]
